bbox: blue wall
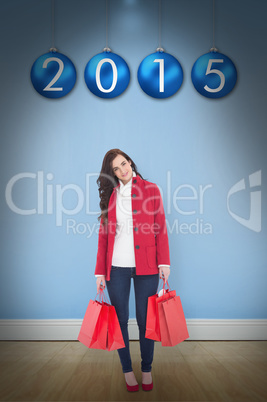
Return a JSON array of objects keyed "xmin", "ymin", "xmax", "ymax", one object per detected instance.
[{"xmin": 0, "ymin": 0, "xmax": 266, "ymax": 319}]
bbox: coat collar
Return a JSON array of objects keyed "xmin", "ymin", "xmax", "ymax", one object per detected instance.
[{"xmin": 113, "ymin": 171, "xmax": 139, "ymax": 191}]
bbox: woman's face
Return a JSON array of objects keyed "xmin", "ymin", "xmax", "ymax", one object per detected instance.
[{"xmin": 112, "ymin": 154, "xmax": 133, "ymax": 185}]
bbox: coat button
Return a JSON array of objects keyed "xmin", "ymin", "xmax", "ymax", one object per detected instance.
[
  {"xmin": 134, "ymin": 227, "xmax": 138, "ymax": 232},
  {"xmin": 135, "ymin": 245, "xmax": 140, "ymax": 249},
  {"xmin": 132, "ymin": 194, "xmax": 136, "ymax": 198},
  {"xmin": 133, "ymin": 209, "xmax": 137, "ymax": 214},
  {"xmin": 133, "ymin": 179, "xmax": 137, "ymax": 184}
]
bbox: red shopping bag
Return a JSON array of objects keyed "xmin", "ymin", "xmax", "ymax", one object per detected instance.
[
  {"xmin": 107, "ymin": 305, "xmax": 125, "ymax": 351},
  {"xmin": 78, "ymin": 299, "xmax": 103, "ymax": 348},
  {"xmin": 145, "ymin": 281, "xmax": 176, "ymax": 341},
  {"xmin": 78, "ymin": 290, "xmax": 125, "ymax": 351},
  {"xmin": 159, "ymin": 295, "xmax": 189, "ymax": 347},
  {"xmin": 89, "ymin": 302, "xmax": 109, "ymax": 349},
  {"xmin": 145, "ymin": 294, "xmax": 160, "ymax": 341}
]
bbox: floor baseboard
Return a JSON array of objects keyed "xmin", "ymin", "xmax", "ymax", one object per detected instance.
[{"xmin": 0, "ymin": 319, "xmax": 266, "ymax": 341}]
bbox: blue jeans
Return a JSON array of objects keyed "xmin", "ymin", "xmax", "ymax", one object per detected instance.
[{"xmin": 106, "ymin": 266, "xmax": 159, "ymax": 373}]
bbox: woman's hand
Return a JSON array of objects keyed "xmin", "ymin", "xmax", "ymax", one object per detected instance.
[
  {"xmin": 159, "ymin": 266, "xmax": 170, "ymax": 284},
  {"xmin": 96, "ymin": 276, "xmax": 106, "ymax": 293}
]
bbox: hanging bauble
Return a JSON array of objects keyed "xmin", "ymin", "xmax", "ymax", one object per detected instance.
[
  {"xmin": 191, "ymin": 49, "xmax": 237, "ymax": 98},
  {"xmin": 84, "ymin": 48, "xmax": 130, "ymax": 98},
  {"xmin": 137, "ymin": 48, "xmax": 183, "ymax": 99},
  {"xmin": 31, "ymin": 48, "xmax": 76, "ymax": 98}
]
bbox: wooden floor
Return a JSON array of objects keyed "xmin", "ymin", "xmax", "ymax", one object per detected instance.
[{"xmin": 0, "ymin": 341, "xmax": 267, "ymax": 402}]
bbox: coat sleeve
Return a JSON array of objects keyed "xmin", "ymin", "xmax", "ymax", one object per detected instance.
[
  {"xmin": 153, "ymin": 185, "xmax": 171, "ymax": 266},
  {"xmin": 94, "ymin": 217, "xmax": 108, "ymax": 276}
]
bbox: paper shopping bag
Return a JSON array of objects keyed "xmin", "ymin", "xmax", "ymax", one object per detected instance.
[
  {"xmin": 89, "ymin": 302, "xmax": 109, "ymax": 350},
  {"xmin": 145, "ymin": 289, "xmax": 176, "ymax": 341},
  {"xmin": 145, "ymin": 294, "xmax": 161, "ymax": 341},
  {"xmin": 78, "ymin": 299, "xmax": 103, "ymax": 347},
  {"xmin": 159, "ymin": 296, "xmax": 189, "ymax": 347},
  {"xmin": 107, "ymin": 305, "xmax": 125, "ymax": 351}
]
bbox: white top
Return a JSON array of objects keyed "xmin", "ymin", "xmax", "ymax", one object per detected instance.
[{"xmin": 111, "ymin": 172, "xmax": 137, "ymax": 267}]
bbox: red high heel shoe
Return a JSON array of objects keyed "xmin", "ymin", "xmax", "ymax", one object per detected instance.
[
  {"xmin": 142, "ymin": 381, "xmax": 153, "ymax": 391},
  {"xmin": 142, "ymin": 372, "xmax": 153, "ymax": 391},
  {"xmin": 126, "ymin": 382, "xmax": 139, "ymax": 392}
]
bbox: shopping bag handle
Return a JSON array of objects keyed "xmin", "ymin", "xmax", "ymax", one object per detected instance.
[
  {"xmin": 157, "ymin": 279, "xmax": 171, "ymax": 294},
  {"xmin": 95, "ymin": 288, "xmax": 110, "ymax": 304}
]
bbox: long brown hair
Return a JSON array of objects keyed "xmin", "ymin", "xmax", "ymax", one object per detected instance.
[{"xmin": 97, "ymin": 149, "xmax": 144, "ymax": 223}]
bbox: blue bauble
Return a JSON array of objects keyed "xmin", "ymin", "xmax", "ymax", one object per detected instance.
[
  {"xmin": 84, "ymin": 51, "xmax": 130, "ymax": 98},
  {"xmin": 31, "ymin": 51, "xmax": 76, "ymax": 98},
  {"xmin": 137, "ymin": 50, "xmax": 183, "ymax": 98},
  {"xmin": 191, "ymin": 51, "xmax": 237, "ymax": 98}
]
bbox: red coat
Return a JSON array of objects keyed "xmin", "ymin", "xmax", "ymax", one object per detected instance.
[{"xmin": 94, "ymin": 174, "xmax": 170, "ymax": 281}]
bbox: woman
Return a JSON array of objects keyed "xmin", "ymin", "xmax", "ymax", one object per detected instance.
[{"xmin": 95, "ymin": 149, "xmax": 170, "ymax": 392}]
